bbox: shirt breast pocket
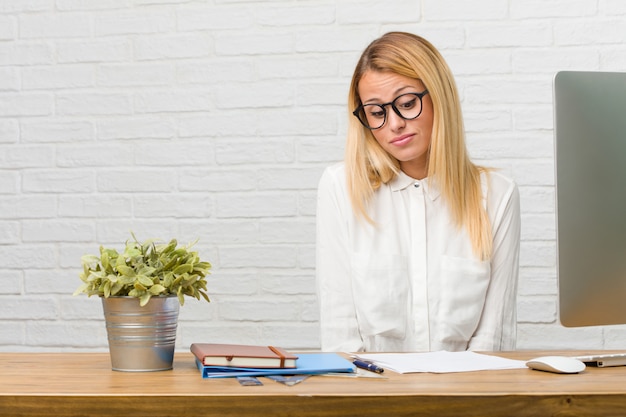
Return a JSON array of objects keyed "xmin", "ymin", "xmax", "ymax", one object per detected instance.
[
  {"xmin": 438, "ymin": 255, "xmax": 491, "ymax": 343},
  {"xmin": 350, "ymin": 253, "xmax": 409, "ymax": 339}
]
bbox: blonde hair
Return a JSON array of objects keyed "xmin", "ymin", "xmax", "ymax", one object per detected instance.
[{"xmin": 345, "ymin": 32, "xmax": 492, "ymax": 260}]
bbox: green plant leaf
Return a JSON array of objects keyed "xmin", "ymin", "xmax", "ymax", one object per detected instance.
[
  {"xmin": 137, "ymin": 275, "xmax": 154, "ymax": 287},
  {"xmin": 111, "ymin": 281, "xmax": 123, "ymax": 295},
  {"xmin": 74, "ymin": 233, "xmax": 211, "ymax": 305},
  {"xmin": 81, "ymin": 254, "xmax": 100, "ymax": 265},
  {"xmin": 115, "ymin": 253, "xmax": 127, "ymax": 269},
  {"xmin": 128, "ymin": 288, "xmax": 143, "ymax": 298},
  {"xmin": 173, "ymin": 263, "xmax": 193, "ymax": 275},
  {"xmin": 139, "ymin": 292, "xmax": 152, "ymax": 307},
  {"xmin": 125, "ymin": 246, "xmax": 142, "ymax": 258},
  {"xmin": 119, "ymin": 274, "xmax": 135, "ymax": 285},
  {"xmin": 72, "ymin": 283, "xmax": 89, "ymax": 296},
  {"xmin": 172, "ymin": 275, "xmax": 183, "ymax": 287},
  {"xmin": 148, "ymin": 284, "xmax": 166, "ymax": 295},
  {"xmin": 116, "ymin": 265, "xmax": 136, "ymax": 277},
  {"xmin": 100, "ymin": 252, "xmax": 110, "ymax": 271},
  {"xmin": 137, "ymin": 266, "xmax": 156, "ymax": 277},
  {"xmin": 103, "ymin": 280, "xmax": 111, "ymax": 298}
]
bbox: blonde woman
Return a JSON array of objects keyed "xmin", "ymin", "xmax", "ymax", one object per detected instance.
[{"xmin": 316, "ymin": 32, "xmax": 520, "ymax": 352}]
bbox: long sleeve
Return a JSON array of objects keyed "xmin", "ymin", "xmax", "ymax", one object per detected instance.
[
  {"xmin": 468, "ymin": 177, "xmax": 521, "ymax": 351},
  {"xmin": 315, "ymin": 166, "xmax": 364, "ymax": 352}
]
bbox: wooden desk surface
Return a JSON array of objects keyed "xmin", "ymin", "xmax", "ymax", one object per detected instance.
[{"xmin": 1, "ymin": 351, "xmax": 626, "ymax": 417}]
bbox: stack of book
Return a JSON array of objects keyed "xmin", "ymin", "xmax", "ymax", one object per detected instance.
[{"xmin": 190, "ymin": 343, "xmax": 355, "ymax": 379}]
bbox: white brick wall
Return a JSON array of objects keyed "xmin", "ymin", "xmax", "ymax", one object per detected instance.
[{"xmin": 1, "ymin": 0, "xmax": 625, "ymax": 353}]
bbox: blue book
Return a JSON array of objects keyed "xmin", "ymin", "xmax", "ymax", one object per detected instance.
[{"xmin": 196, "ymin": 352, "xmax": 355, "ymax": 379}]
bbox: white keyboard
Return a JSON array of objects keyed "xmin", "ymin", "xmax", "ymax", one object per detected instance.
[{"xmin": 574, "ymin": 353, "xmax": 626, "ymax": 367}]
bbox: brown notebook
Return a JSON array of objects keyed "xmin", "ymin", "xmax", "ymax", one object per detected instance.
[{"xmin": 190, "ymin": 343, "xmax": 298, "ymax": 368}]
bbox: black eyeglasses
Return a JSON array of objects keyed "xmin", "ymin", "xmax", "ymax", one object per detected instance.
[{"xmin": 352, "ymin": 90, "xmax": 429, "ymax": 130}]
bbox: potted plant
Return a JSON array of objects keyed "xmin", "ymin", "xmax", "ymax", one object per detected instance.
[{"xmin": 74, "ymin": 233, "xmax": 211, "ymax": 372}]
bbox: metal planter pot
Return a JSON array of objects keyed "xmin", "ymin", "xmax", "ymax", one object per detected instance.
[{"xmin": 101, "ymin": 296, "xmax": 179, "ymax": 372}]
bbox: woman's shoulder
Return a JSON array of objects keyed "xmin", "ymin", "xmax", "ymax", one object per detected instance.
[
  {"xmin": 323, "ymin": 162, "xmax": 346, "ymax": 176},
  {"xmin": 319, "ymin": 162, "xmax": 347, "ymax": 187},
  {"xmin": 317, "ymin": 163, "xmax": 353, "ymax": 214},
  {"xmin": 481, "ymin": 169, "xmax": 520, "ymax": 211},
  {"xmin": 483, "ymin": 169, "xmax": 517, "ymax": 192}
]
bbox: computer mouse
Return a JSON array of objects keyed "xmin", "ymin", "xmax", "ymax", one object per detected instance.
[{"xmin": 526, "ymin": 356, "xmax": 586, "ymax": 374}]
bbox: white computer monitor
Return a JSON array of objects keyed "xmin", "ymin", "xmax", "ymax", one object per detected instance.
[{"xmin": 554, "ymin": 70, "xmax": 626, "ymax": 327}]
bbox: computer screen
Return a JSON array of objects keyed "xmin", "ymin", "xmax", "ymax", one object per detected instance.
[{"xmin": 554, "ymin": 70, "xmax": 626, "ymax": 327}]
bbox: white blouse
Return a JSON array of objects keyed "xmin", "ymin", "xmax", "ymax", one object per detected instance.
[{"xmin": 316, "ymin": 163, "xmax": 520, "ymax": 353}]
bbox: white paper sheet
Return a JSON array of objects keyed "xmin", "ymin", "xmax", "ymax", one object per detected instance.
[{"xmin": 354, "ymin": 351, "xmax": 528, "ymax": 374}]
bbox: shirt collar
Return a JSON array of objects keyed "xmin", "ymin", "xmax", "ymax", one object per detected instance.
[{"xmin": 389, "ymin": 170, "xmax": 441, "ymax": 201}]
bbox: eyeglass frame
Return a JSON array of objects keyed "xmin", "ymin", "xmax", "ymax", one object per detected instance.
[{"xmin": 352, "ymin": 90, "xmax": 430, "ymax": 130}]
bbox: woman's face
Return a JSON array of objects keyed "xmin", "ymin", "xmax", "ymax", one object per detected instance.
[{"xmin": 357, "ymin": 70, "xmax": 434, "ymax": 179}]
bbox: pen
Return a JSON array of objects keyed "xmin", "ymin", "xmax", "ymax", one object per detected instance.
[{"xmin": 353, "ymin": 359, "xmax": 384, "ymax": 374}]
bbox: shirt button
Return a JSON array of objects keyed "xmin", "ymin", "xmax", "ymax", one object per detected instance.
[{"xmin": 414, "ymin": 182, "xmax": 420, "ymax": 188}]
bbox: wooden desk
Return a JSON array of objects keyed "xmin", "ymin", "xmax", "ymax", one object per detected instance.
[{"xmin": 1, "ymin": 351, "xmax": 626, "ymax": 417}]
